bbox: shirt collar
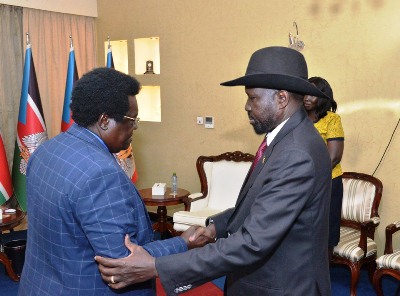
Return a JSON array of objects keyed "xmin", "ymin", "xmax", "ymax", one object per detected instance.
[
  {"xmin": 266, "ymin": 118, "xmax": 289, "ymax": 145},
  {"xmin": 85, "ymin": 128, "xmax": 108, "ymax": 150}
]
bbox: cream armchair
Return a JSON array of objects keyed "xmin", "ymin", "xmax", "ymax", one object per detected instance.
[
  {"xmin": 173, "ymin": 151, "xmax": 254, "ymax": 232},
  {"xmin": 331, "ymin": 172, "xmax": 383, "ymax": 296}
]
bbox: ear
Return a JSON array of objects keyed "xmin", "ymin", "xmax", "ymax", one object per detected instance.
[
  {"xmin": 277, "ymin": 90, "xmax": 289, "ymax": 109},
  {"xmin": 98, "ymin": 113, "xmax": 110, "ymax": 130}
]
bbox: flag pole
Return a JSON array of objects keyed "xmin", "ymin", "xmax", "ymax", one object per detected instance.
[
  {"xmin": 106, "ymin": 36, "xmax": 114, "ymax": 69},
  {"xmin": 61, "ymin": 35, "xmax": 79, "ymax": 132}
]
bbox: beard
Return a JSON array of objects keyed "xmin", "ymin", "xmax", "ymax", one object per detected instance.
[{"xmin": 250, "ymin": 116, "xmax": 275, "ymax": 135}]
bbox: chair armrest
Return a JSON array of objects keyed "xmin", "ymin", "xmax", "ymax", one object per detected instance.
[
  {"xmin": 182, "ymin": 193, "xmax": 205, "ymax": 211},
  {"xmin": 371, "ymin": 216, "xmax": 381, "ymax": 225},
  {"xmin": 188, "ymin": 192, "xmax": 205, "ymax": 201},
  {"xmin": 342, "ymin": 217, "xmax": 380, "ymax": 238},
  {"xmin": 384, "ymin": 220, "xmax": 400, "ymax": 254},
  {"xmin": 358, "ymin": 219, "xmax": 378, "ymax": 256}
]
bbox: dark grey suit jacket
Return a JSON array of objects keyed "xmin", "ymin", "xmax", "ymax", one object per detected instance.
[{"xmin": 156, "ymin": 108, "xmax": 332, "ymax": 296}]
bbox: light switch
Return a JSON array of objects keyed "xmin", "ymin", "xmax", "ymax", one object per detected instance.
[
  {"xmin": 197, "ymin": 116, "xmax": 203, "ymax": 124},
  {"xmin": 205, "ymin": 116, "xmax": 214, "ymax": 128}
]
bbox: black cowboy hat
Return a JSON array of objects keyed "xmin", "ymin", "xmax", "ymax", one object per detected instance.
[{"xmin": 221, "ymin": 46, "xmax": 330, "ymax": 99}]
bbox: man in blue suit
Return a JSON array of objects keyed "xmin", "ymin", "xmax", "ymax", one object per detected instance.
[
  {"xmin": 18, "ymin": 68, "xmax": 209, "ymax": 296},
  {"xmin": 95, "ymin": 47, "xmax": 333, "ymax": 296}
]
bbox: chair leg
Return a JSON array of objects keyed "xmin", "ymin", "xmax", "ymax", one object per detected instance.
[
  {"xmin": 348, "ymin": 261, "xmax": 361, "ymax": 296},
  {"xmin": 0, "ymin": 252, "xmax": 19, "ymax": 282},
  {"xmin": 372, "ymin": 269, "xmax": 384, "ymax": 296}
]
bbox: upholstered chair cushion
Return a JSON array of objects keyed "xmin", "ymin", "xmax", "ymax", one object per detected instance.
[
  {"xmin": 376, "ymin": 250, "xmax": 400, "ymax": 270},
  {"xmin": 205, "ymin": 161, "xmax": 250, "ymax": 210},
  {"xmin": 173, "ymin": 208, "xmax": 222, "ymax": 232},
  {"xmin": 341, "ymin": 177, "xmax": 378, "ymax": 223},
  {"xmin": 333, "ymin": 226, "xmax": 377, "ymax": 262}
]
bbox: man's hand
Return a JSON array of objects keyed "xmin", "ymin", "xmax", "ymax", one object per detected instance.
[
  {"xmin": 95, "ymin": 235, "xmax": 157, "ymax": 289},
  {"xmin": 180, "ymin": 224, "xmax": 216, "ymax": 249}
]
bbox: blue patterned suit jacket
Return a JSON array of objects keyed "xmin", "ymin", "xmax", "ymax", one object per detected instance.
[{"xmin": 18, "ymin": 123, "xmax": 187, "ymax": 296}]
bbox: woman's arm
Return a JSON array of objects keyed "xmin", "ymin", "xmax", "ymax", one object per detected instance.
[{"xmin": 327, "ymin": 139, "xmax": 344, "ymax": 168}]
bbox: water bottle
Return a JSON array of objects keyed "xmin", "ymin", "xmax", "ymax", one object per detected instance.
[{"xmin": 172, "ymin": 172, "xmax": 178, "ymax": 194}]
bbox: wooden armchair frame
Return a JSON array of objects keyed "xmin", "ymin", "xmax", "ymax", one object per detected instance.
[
  {"xmin": 330, "ymin": 171, "xmax": 383, "ymax": 296},
  {"xmin": 183, "ymin": 151, "xmax": 254, "ymax": 211},
  {"xmin": 173, "ymin": 151, "xmax": 254, "ymax": 233},
  {"xmin": 372, "ymin": 221, "xmax": 400, "ymax": 296}
]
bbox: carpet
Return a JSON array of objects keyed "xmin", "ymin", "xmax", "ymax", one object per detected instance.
[
  {"xmin": 156, "ymin": 278, "xmax": 223, "ymax": 296},
  {"xmin": 330, "ymin": 265, "xmax": 400, "ymax": 296},
  {"xmin": 2, "ymin": 263, "xmax": 400, "ymax": 295},
  {"xmin": 155, "ymin": 266, "xmax": 400, "ymax": 296}
]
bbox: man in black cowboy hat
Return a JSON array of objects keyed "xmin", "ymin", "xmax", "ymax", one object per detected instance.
[{"xmin": 95, "ymin": 46, "xmax": 332, "ymax": 296}]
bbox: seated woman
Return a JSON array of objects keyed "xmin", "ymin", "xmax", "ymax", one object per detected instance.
[{"xmin": 303, "ymin": 76, "xmax": 345, "ymax": 258}]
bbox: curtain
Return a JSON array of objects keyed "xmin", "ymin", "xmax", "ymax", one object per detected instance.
[
  {"xmin": 0, "ymin": 5, "xmax": 23, "ymax": 168},
  {"xmin": 23, "ymin": 8, "xmax": 97, "ymax": 138},
  {"xmin": 0, "ymin": 5, "xmax": 97, "ymax": 167}
]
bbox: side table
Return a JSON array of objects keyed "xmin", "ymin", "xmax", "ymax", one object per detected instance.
[
  {"xmin": 139, "ymin": 187, "xmax": 190, "ymax": 239},
  {"xmin": 0, "ymin": 208, "xmax": 26, "ymax": 281}
]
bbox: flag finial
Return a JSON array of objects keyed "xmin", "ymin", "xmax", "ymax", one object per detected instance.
[
  {"xmin": 26, "ymin": 33, "xmax": 30, "ymax": 46},
  {"xmin": 69, "ymin": 35, "xmax": 73, "ymax": 48},
  {"xmin": 107, "ymin": 36, "xmax": 111, "ymax": 48}
]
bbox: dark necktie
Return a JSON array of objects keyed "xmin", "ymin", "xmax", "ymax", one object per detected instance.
[{"xmin": 251, "ymin": 138, "xmax": 267, "ymax": 171}]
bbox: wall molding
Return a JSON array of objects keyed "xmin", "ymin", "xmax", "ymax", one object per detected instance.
[{"xmin": 0, "ymin": 0, "xmax": 97, "ymax": 17}]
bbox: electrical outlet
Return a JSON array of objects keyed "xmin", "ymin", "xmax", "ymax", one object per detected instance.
[{"xmin": 197, "ymin": 116, "xmax": 203, "ymax": 124}]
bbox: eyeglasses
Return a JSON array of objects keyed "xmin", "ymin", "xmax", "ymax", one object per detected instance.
[{"xmin": 123, "ymin": 115, "xmax": 140, "ymax": 126}]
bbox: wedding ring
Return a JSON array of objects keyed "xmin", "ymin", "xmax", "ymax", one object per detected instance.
[{"xmin": 111, "ymin": 275, "xmax": 116, "ymax": 284}]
